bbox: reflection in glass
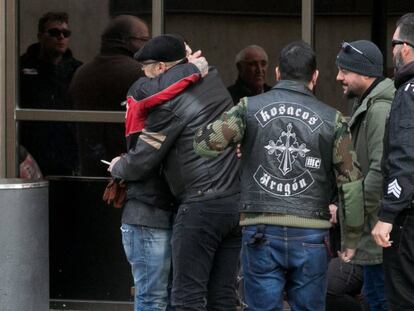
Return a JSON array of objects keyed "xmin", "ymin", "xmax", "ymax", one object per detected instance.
[{"xmin": 19, "ymin": 12, "xmax": 82, "ymax": 109}]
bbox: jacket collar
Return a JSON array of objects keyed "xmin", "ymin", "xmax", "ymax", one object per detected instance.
[
  {"xmin": 349, "ymin": 78, "xmax": 394, "ymax": 127},
  {"xmin": 26, "ymin": 42, "xmax": 75, "ymax": 64},
  {"xmin": 235, "ymin": 77, "xmax": 271, "ymax": 93},
  {"xmin": 272, "ymin": 80, "xmax": 315, "ymax": 98},
  {"xmin": 100, "ymin": 38, "xmax": 136, "ymax": 57},
  {"xmin": 394, "ymin": 61, "xmax": 414, "ymax": 88}
]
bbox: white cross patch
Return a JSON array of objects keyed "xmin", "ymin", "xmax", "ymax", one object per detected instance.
[{"xmin": 387, "ymin": 179, "xmax": 402, "ymax": 199}]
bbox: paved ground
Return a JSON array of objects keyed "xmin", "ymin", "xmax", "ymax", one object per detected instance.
[
  {"xmin": 50, "ymin": 300, "xmax": 134, "ymax": 311},
  {"xmin": 50, "ymin": 300, "xmax": 291, "ymax": 310}
]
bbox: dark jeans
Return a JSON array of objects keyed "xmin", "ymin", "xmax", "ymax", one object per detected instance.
[
  {"xmin": 171, "ymin": 194, "xmax": 241, "ymax": 311},
  {"xmin": 384, "ymin": 209, "xmax": 414, "ymax": 310},
  {"xmin": 326, "ymin": 257, "xmax": 364, "ymax": 311},
  {"xmin": 242, "ymin": 225, "xmax": 330, "ymax": 311},
  {"xmin": 363, "ymin": 264, "xmax": 387, "ymax": 311}
]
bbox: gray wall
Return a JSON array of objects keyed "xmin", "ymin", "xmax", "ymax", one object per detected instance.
[
  {"xmin": 19, "ymin": 2, "xmax": 397, "ymax": 114},
  {"xmin": 166, "ymin": 15, "xmax": 302, "ymax": 89}
]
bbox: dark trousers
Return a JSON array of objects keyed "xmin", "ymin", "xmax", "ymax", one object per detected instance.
[
  {"xmin": 326, "ymin": 257, "xmax": 365, "ymax": 311},
  {"xmin": 384, "ymin": 209, "xmax": 414, "ymax": 310},
  {"xmin": 171, "ymin": 194, "xmax": 241, "ymax": 311}
]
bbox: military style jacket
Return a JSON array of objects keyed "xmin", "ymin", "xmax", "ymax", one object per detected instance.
[{"xmin": 348, "ymin": 78, "xmax": 394, "ymax": 265}]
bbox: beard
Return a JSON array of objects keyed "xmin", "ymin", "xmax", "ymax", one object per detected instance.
[
  {"xmin": 394, "ymin": 49, "xmax": 404, "ymax": 71},
  {"xmin": 341, "ymin": 83, "xmax": 358, "ymax": 99},
  {"xmin": 346, "ymin": 90, "xmax": 358, "ymax": 99}
]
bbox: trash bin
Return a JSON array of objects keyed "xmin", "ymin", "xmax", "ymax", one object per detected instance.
[{"xmin": 0, "ymin": 178, "xmax": 49, "ymax": 311}]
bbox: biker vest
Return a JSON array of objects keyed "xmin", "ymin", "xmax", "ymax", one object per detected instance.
[{"xmin": 241, "ymin": 80, "xmax": 338, "ymax": 220}]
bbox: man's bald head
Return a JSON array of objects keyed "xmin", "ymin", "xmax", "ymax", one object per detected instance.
[
  {"xmin": 235, "ymin": 45, "xmax": 269, "ymax": 93},
  {"xmin": 235, "ymin": 45, "xmax": 268, "ymax": 65},
  {"xmin": 101, "ymin": 15, "xmax": 150, "ymax": 54}
]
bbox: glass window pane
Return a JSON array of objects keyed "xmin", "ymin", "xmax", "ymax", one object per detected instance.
[{"xmin": 19, "ymin": 121, "xmax": 125, "ymax": 177}]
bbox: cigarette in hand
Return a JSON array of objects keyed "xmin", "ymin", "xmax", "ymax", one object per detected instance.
[{"xmin": 101, "ymin": 160, "xmax": 111, "ymax": 165}]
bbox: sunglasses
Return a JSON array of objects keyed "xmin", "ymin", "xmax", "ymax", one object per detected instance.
[
  {"xmin": 391, "ymin": 39, "xmax": 414, "ymax": 49},
  {"xmin": 341, "ymin": 41, "xmax": 374, "ymax": 64},
  {"xmin": 45, "ymin": 28, "xmax": 71, "ymax": 38}
]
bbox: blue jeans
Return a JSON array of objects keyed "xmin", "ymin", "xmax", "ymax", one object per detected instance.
[
  {"xmin": 171, "ymin": 195, "xmax": 241, "ymax": 310},
  {"xmin": 121, "ymin": 223, "xmax": 172, "ymax": 311},
  {"xmin": 363, "ymin": 264, "xmax": 387, "ymax": 311},
  {"xmin": 241, "ymin": 225, "xmax": 330, "ymax": 311}
]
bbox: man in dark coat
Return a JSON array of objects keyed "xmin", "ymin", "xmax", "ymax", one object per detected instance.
[
  {"xmin": 69, "ymin": 15, "xmax": 149, "ymax": 176},
  {"xmin": 19, "ymin": 11, "xmax": 82, "ymax": 176},
  {"xmin": 372, "ymin": 12, "xmax": 414, "ymax": 310}
]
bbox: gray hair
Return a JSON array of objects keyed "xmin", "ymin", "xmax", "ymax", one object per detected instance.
[{"xmin": 235, "ymin": 45, "xmax": 268, "ymax": 64}]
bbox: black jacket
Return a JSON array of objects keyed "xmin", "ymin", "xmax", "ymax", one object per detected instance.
[
  {"xmin": 20, "ymin": 43, "xmax": 82, "ymax": 109},
  {"xmin": 112, "ymin": 66, "xmax": 240, "ymax": 203},
  {"xmin": 379, "ymin": 61, "xmax": 414, "ymax": 223},
  {"xmin": 120, "ymin": 63, "xmax": 201, "ymax": 228},
  {"xmin": 68, "ymin": 42, "xmax": 144, "ymax": 176},
  {"xmin": 227, "ymin": 77, "xmax": 271, "ymax": 104},
  {"xmin": 19, "ymin": 43, "xmax": 82, "ymax": 176},
  {"xmin": 121, "ymin": 170, "xmax": 176, "ymax": 229}
]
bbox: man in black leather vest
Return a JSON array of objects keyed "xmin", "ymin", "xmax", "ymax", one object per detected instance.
[{"xmin": 194, "ymin": 41, "xmax": 365, "ymax": 311}]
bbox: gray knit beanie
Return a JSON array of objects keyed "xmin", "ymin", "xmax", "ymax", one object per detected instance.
[{"xmin": 336, "ymin": 40, "xmax": 383, "ymax": 77}]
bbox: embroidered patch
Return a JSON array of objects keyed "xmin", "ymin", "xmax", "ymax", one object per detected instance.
[
  {"xmin": 253, "ymin": 103, "xmax": 323, "ymax": 197},
  {"xmin": 387, "ymin": 179, "xmax": 402, "ymax": 199},
  {"xmin": 264, "ymin": 123, "xmax": 310, "ymax": 175},
  {"xmin": 255, "ymin": 102, "xmax": 323, "ymax": 132},
  {"xmin": 305, "ymin": 156, "xmax": 321, "ymax": 169},
  {"xmin": 253, "ymin": 165, "xmax": 314, "ymax": 196}
]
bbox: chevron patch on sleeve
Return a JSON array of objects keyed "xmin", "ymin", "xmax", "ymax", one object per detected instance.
[{"xmin": 387, "ymin": 179, "xmax": 402, "ymax": 199}]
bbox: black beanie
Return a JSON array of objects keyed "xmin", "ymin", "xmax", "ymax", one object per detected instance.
[
  {"xmin": 134, "ymin": 34, "xmax": 186, "ymax": 62},
  {"xmin": 336, "ymin": 40, "xmax": 383, "ymax": 77}
]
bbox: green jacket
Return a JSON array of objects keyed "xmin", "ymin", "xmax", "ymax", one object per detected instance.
[{"xmin": 347, "ymin": 78, "xmax": 395, "ymax": 265}]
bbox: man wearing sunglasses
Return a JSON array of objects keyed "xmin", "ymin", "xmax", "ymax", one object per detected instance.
[
  {"xmin": 19, "ymin": 12, "xmax": 82, "ymax": 176},
  {"xmin": 372, "ymin": 13, "xmax": 414, "ymax": 310},
  {"xmin": 333, "ymin": 40, "xmax": 394, "ymax": 311}
]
